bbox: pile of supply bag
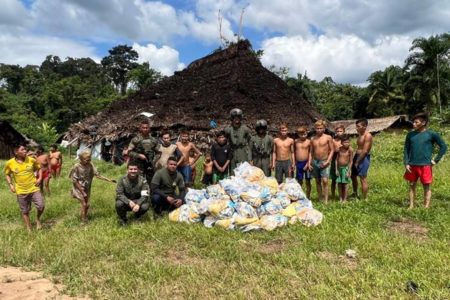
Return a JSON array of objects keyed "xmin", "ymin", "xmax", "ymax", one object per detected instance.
[{"xmin": 169, "ymin": 162, "xmax": 323, "ymax": 231}]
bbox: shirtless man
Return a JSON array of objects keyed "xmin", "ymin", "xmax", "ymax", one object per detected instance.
[
  {"xmin": 294, "ymin": 126, "xmax": 312, "ymax": 199},
  {"xmin": 176, "ymin": 131, "xmax": 201, "ymax": 186},
  {"xmin": 310, "ymin": 120, "xmax": 334, "ymax": 203},
  {"xmin": 351, "ymin": 119, "xmax": 373, "ymax": 200},
  {"xmin": 36, "ymin": 146, "xmax": 51, "ymax": 196},
  {"xmin": 331, "ymin": 125, "xmax": 345, "ymax": 199},
  {"xmin": 49, "ymin": 144, "xmax": 63, "ymax": 178},
  {"xmin": 272, "ymin": 124, "xmax": 295, "ymax": 184}
]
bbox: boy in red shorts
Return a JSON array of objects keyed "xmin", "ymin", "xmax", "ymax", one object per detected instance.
[{"xmin": 403, "ymin": 113, "xmax": 447, "ymax": 209}]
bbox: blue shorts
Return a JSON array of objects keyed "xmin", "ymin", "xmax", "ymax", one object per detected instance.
[
  {"xmin": 311, "ymin": 159, "xmax": 330, "ymax": 179},
  {"xmin": 177, "ymin": 165, "xmax": 192, "ymax": 183},
  {"xmin": 296, "ymin": 160, "xmax": 311, "ymax": 181},
  {"xmin": 352, "ymin": 154, "xmax": 370, "ymax": 177}
]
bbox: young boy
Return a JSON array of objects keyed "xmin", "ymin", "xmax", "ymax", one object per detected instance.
[
  {"xmin": 36, "ymin": 146, "xmax": 52, "ymax": 196},
  {"xmin": 201, "ymin": 153, "xmax": 214, "ymax": 186},
  {"xmin": 176, "ymin": 131, "xmax": 201, "ymax": 186},
  {"xmin": 351, "ymin": 119, "xmax": 373, "ymax": 200},
  {"xmin": 330, "ymin": 124, "xmax": 345, "ymax": 199},
  {"xmin": 335, "ymin": 134, "xmax": 353, "ymax": 202},
  {"xmin": 310, "ymin": 120, "xmax": 334, "ymax": 203},
  {"xmin": 49, "ymin": 144, "xmax": 63, "ymax": 178},
  {"xmin": 69, "ymin": 151, "xmax": 115, "ymax": 223},
  {"xmin": 211, "ymin": 131, "xmax": 232, "ymax": 183},
  {"xmin": 404, "ymin": 113, "xmax": 447, "ymax": 209},
  {"xmin": 272, "ymin": 124, "xmax": 295, "ymax": 184},
  {"xmin": 294, "ymin": 126, "xmax": 312, "ymax": 199},
  {"xmin": 4, "ymin": 144, "xmax": 44, "ymax": 231}
]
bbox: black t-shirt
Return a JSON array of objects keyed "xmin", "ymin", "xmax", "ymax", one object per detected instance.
[{"xmin": 211, "ymin": 143, "xmax": 232, "ymax": 167}]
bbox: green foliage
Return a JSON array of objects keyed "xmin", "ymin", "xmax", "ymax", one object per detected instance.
[
  {"xmin": 128, "ymin": 62, "xmax": 163, "ymax": 91},
  {"xmin": 0, "ymin": 131, "xmax": 449, "ymax": 299}
]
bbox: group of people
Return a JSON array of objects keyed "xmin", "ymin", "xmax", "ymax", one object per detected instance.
[{"xmin": 3, "ymin": 110, "xmax": 447, "ymax": 231}]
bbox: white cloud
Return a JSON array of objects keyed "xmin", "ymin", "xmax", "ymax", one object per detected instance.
[
  {"xmin": 133, "ymin": 43, "xmax": 185, "ymax": 76},
  {"xmin": 0, "ymin": 0, "xmax": 31, "ymax": 31},
  {"xmin": 0, "ymin": 34, "xmax": 99, "ymax": 66},
  {"xmin": 260, "ymin": 34, "xmax": 412, "ymax": 84}
]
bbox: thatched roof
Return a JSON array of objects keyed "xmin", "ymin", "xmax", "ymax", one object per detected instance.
[
  {"xmin": 0, "ymin": 121, "xmax": 38, "ymax": 159},
  {"xmin": 330, "ymin": 115, "xmax": 410, "ymax": 135},
  {"xmin": 66, "ymin": 40, "xmax": 323, "ymax": 142}
]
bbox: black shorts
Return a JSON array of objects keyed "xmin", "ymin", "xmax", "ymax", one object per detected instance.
[{"xmin": 202, "ymin": 174, "xmax": 213, "ymax": 185}]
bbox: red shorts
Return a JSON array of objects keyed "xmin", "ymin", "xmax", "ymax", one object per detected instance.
[
  {"xmin": 404, "ymin": 165, "xmax": 432, "ymax": 184},
  {"xmin": 51, "ymin": 163, "xmax": 61, "ymax": 173}
]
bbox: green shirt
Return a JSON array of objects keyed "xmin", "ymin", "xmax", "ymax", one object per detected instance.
[
  {"xmin": 403, "ymin": 129, "xmax": 447, "ymax": 166},
  {"xmin": 151, "ymin": 168, "xmax": 185, "ymax": 197},
  {"xmin": 116, "ymin": 175, "xmax": 149, "ymax": 206}
]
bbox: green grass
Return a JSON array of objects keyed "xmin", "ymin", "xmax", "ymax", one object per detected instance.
[{"xmin": 1, "ymin": 131, "xmax": 449, "ymax": 299}]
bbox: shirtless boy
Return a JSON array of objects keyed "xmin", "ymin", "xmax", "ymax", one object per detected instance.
[
  {"xmin": 335, "ymin": 135, "xmax": 353, "ymax": 202},
  {"xmin": 49, "ymin": 144, "xmax": 63, "ymax": 178},
  {"xmin": 201, "ymin": 153, "xmax": 214, "ymax": 186},
  {"xmin": 272, "ymin": 124, "xmax": 295, "ymax": 184},
  {"xmin": 351, "ymin": 119, "xmax": 373, "ymax": 200},
  {"xmin": 176, "ymin": 131, "xmax": 201, "ymax": 186},
  {"xmin": 294, "ymin": 126, "xmax": 312, "ymax": 199},
  {"xmin": 310, "ymin": 120, "xmax": 334, "ymax": 203},
  {"xmin": 331, "ymin": 125, "xmax": 345, "ymax": 199},
  {"xmin": 36, "ymin": 146, "xmax": 51, "ymax": 196}
]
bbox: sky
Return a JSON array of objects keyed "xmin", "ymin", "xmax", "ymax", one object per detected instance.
[{"xmin": 1, "ymin": 0, "xmax": 449, "ymax": 85}]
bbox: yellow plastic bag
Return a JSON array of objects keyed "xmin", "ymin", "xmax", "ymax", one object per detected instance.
[
  {"xmin": 259, "ymin": 177, "xmax": 279, "ymax": 194},
  {"xmin": 235, "ymin": 216, "xmax": 259, "ymax": 226},
  {"xmin": 168, "ymin": 208, "xmax": 180, "ymax": 222},
  {"xmin": 208, "ymin": 200, "xmax": 229, "ymax": 216},
  {"xmin": 281, "ymin": 202, "xmax": 301, "ymax": 217},
  {"xmin": 215, "ymin": 218, "xmax": 234, "ymax": 229}
]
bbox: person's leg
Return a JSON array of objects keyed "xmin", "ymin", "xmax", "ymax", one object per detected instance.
[
  {"xmin": 322, "ymin": 178, "xmax": 329, "ymax": 204},
  {"xmin": 115, "ymin": 200, "xmax": 130, "ymax": 223},
  {"xmin": 22, "ymin": 213, "xmax": 32, "ymax": 232},
  {"xmin": 44, "ymin": 176, "xmax": 51, "ymax": 196},
  {"xmin": 305, "ymin": 179, "xmax": 312, "ymax": 200},
  {"xmin": 315, "ymin": 178, "xmax": 322, "ymax": 201},
  {"xmin": 18, "ymin": 195, "xmax": 32, "ymax": 231},
  {"xmin": 32, "ymin": 192, "xmax": 45, "ymax": 229},
  {"xmin": 423, "ymin": 184, "xmax": 431, "ymax": 208},
  {"xmin": 135, "ymin": 202, "xmax": 150, "ymax": 219},
  {"xmin": 360, "ymin": 176, "xmax": 368, "ymax": 200},
  {"xmin": 331, "ymin": 180, "xmax": 337, "ymax": 200},
  {"xmin": 152, "ymin": 193, "xmax": 165, "ymax": 216},
  {"xmin": 79, "ymin": 197, "xmax": 90, "ymax": 223},
  {"xmin": 275, "ymin": 161, "xmax": 283, "ymax": 184},
  {"xmin": 343, "ymin": 183, "xmax": 348, "ymax": 201},
  {"xmin": 408, "ymin": 182, "xmax": 416, "ymax": 209}
]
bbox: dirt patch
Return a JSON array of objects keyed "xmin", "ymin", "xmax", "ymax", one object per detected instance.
[
  {"xmin": 257, "ymin": 239, "xmax": 289, "ymax": 254},
  {"xmin": 0, "ymin": 266, "xmax": 89, "ymax": 300},
  {"xmin": 387, "ymin": 218, "xmax": 428, "ymax": 240},
  {"xmin": 164, "ymin": 249, "xmax": 200, "ymax": 266}
]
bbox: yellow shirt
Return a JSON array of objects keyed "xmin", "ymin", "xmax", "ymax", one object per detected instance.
[{"xmin": 4, "ymin": 157, "xmax": 40, "ymax": 195}]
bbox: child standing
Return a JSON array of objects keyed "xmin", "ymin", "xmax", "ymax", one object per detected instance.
[
  {"xmin": 330, "ymin": 124, "xmax": 345, "ymax": 199},
  {"xmin": 272, "ymin": 124, "xmax": 295, "ymax": 184},
  {"xmin": 294, "ymin": 126, "xmax": 312, "ymax": 199},
  {"xmin": 201, "ymin": 153, "xmax": 214, "ymax": 186},
  {"xmin": 335, "ymin": 135, "xmax": 353, "ymax": 202},
  {"xmin": 69, "ymin": 151, "xmax": 115, "ymax": 223},
  {"xmin": 211, "ymin": 131, "xmax": 232, "ymax": 183}
]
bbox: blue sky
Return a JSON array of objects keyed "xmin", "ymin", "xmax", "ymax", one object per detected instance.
[{"xmin": 1, "ymin": 0, "xmax": 449, "ymax": 84}]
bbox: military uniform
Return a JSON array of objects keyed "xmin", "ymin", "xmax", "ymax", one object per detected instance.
[
  {"xmin": 249, "ymin": 134, "xmax": 273, "ymax": 176},
  {"xmin": 115, "ymin": 175, "xmax": 150, "ymax": 222},
  {"xmin": 128, "ymin": 134, "xmax": 159, "ymax": 182},
  {"xmin": 224, "ymin": 125, "xmax": 251, "ymax": 171},
  {"xmin": 151, "ymin": 168, "xmax": 186, "ymax": 214}
]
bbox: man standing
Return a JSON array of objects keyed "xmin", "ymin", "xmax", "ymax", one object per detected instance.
[
  {"xmin": 155, "ymin": 131, "xmax": 180, "ymax": 170},
  {"xmin": 249, "ymin": 119, "xmax": 273, "ymax": 177},
  {"xmin": 224, "ymin": 108, "xmax": 251, "ymax": 171},
  {"xmin": 126, "ymin": 119, "xmax": 159, "ymax": 182},
  {"xmin": 351, "ymin": 119, "xmax": 373, "ymax": 200},
  {"xmin": 151, "ymin": 156, "xmax": 186, "ymax": 216},
  {"xmin": 404, "ymin": 113, "xmax": 447, "ymax": 209},
  {"xmin": 115, "ymin": 162, "xmax": 150, "ymax": 225},
  {"xmin": 4, "ymin": 144, "xmax": 44, "ymax": 231}
]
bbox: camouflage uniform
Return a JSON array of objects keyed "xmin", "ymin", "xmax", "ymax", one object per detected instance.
[
  {"xmin": 128, "ymin": 134, "xmax": 159, "ymax": 182},
  {"xmin": 115, "ymin": 175, "xmax": 150, "ymax": 222},
  {"xmin": 224, "ymin": 125, "xmax": 251, "ymax": 171},
  {"xmin": 249, "ymin": 134, "xmax": 273, "ymax": 176}
]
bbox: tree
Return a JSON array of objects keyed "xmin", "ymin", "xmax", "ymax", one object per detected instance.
[
  {"xmin": 404, "ymin": 33, "xmax": 450, "ymax": 112},
  {"xmin": 101, "ymin": 45, "xmax": 139, "ymax": 95},
  {"xmin": 128, "ymin": 62, "xmax": 163, "ymax": 91}
]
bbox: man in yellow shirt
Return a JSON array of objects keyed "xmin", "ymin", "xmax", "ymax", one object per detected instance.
[{"xmin": 4, "ymin": 144, "xmax": 44, "ymax": 231}]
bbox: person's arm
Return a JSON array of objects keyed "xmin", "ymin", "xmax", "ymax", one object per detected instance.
[
  {"xmin": 116, "ymin": 178, "xmax": 131, "ymax": 205},
  {"xmin": 93, "ymin": 164, "xmax": 116, "ymax": 183},
  {"xmin": 248, "ymin": 137, "xmax": 254, "ymax": 163},
  {"xmin": 290, "ymin": 139, "xmax": 295, "ymax": 169},
  {"xmin": 324, "ymin": 136, "xmax": 334, "ymax": 167},
  {"xmin": 403, "ymin": 133, "xmax": 411, "ymax": 171},
  {"xmin": 190, "ymin": 144, "xmax": 202, "ymax": 166},
  {"xmin": 272, "ymin": 140, "xmax": 277, "ymax": 169},
  {"xmin": 432, "ymin": 132, "xmax": 448, "ymax": 164},
  {"xmin": 33, "ymin": 159, "xmax": 42, "ymax": 186},
  {"xmin": 59, "ymin": 152, "xmax": 63, "ymax": 165},
  {"xmin": 135, "ymin": 179, "xmax": 150, "ymax": 206},
  {"xmin": 308, "ymin": 140, "xmax": 314, "ymax": 171},
  {"xmin": 355, "ymin": 134, "xmax": 373, "ymax": 165},
  {"xmin": 347, "ymin": 148, "xmax": 354, "ymax": 176},
  {"xmin": 5, "ymin": 171, "xmax": 16, "ymax": 193},
  {"xmin": 128, "ymin": 138, "xmax": 146, "ymax": 161}
]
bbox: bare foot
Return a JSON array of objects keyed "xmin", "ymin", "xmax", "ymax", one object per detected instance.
[{"xmin": 36, "ymin": 222, "xmax": 42, "ymax": 230}]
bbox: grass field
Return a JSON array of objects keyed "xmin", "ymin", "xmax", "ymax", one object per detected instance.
[{"xmin": 0, "ymin": 130, "xmax": 449, "ymax": 299}]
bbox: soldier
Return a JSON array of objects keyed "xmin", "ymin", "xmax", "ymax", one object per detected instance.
[
  {"xmin": 224, "ymin": 108, "xmax": 251, "ymax": 171},
  {"xmin": 125, "ymin": 119, "xmax": 159, "ymax": 182},
  {"xmin": 115, "ymin": 162, "xmax": 150, "ymax": 226},
  {"xmin": 249, "ymin": 119, "xmax": 273, "ymax": 176}
]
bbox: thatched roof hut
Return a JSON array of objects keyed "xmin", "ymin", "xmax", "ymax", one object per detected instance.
[
  {"xmin": 330, "ymin": 115, "xmax": 411, "ymax": 135},
  {"xmin": 0, "ymin": 121, "xmax": 36, "ymax": 159},
  {"xmin": 65, "ymin": 40, "xmax": 323, "ymax": 144}
]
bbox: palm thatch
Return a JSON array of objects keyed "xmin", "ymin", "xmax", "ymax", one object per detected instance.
[
  {"xmin": 65, "ymin": 40, "xmax": 323, "ymax": 143},
  {"xmin": 0, "ymin": 121, "xmax": 38, "ymax": 159},
  {"xmin": 330, "ymin": 115, "xmax": 411, "ymax": 135}
]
